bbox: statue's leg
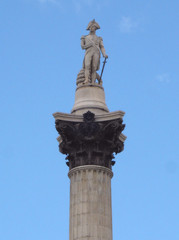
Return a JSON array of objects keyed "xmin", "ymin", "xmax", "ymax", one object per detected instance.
[
  {"xmin": 91, "ymin": 53, "xmax": 100, "ymax": 84},
  {"xmin": 84, "ymin": 69, "xmax": 90, "ymax": 84},
  {"xmin": 84, "ymin": 53, "xmax": 92, "ymax": 83},
  {"xmin": 91, "ymin": 59, "xmax": 96, "ymax": 84},
  {"xmin": 91, "ymin": 72, "xmax": 96, "ymax": 84}
]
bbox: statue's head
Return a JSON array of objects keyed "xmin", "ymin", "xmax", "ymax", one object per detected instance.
[{"xmin": 86, "ymin": 19, "xmax": 100, "ymax": 31}]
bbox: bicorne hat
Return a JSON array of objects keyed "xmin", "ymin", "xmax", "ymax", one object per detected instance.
[{"xmin": 86, "ymin": 19, "xmax": 100, "ymax": 30}]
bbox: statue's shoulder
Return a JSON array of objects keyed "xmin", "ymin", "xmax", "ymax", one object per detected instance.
[
  {"xmin": 81, "ymin": 35, "xmax": 87, "ymax": 39},
  {"xmin": 98, "ymin": 36, "xmax": 103, "ymax": 41}
]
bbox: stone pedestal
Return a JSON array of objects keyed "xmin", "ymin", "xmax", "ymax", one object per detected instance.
[
  {"xmin": 68, "ymin": 165, "xmax": 113, "ymax": 240},
  {"xmin": 71, "ymin": 84, "xmax": 109, "ymax": 115}
]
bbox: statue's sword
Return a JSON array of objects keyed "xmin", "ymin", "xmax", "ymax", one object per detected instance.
[{"xmin": 100, "ymin": 57, "xmax": 107, "ymax": 82}]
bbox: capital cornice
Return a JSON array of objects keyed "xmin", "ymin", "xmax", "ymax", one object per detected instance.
[{"xmin": 54, "ymin": 111, "xmax": 126, "ymax": 170}]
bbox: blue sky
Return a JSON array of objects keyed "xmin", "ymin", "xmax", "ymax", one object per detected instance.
[{"xmin": 0, "ymin": 0, "xmax": 179, "ymax": 239}]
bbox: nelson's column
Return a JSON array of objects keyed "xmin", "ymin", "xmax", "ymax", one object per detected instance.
[{"xmin": 53, "ymin": 19, "xmax": 127, "ymax": 240}]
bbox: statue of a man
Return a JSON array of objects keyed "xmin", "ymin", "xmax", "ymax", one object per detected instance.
[{"xmin": 81, "ymin": 19, "xmax": 108, "ymax": 84}]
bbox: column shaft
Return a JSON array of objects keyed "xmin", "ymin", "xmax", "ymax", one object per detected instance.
[{"xmin": 68, "ymin": 165, "xmax": 113, "ymax": 240}]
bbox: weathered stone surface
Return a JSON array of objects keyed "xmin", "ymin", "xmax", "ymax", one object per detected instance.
[
  {"xmin": 68, "ymin": 165, "xmax": 113, "ymax": 240},
  {"xmin": 55, "ymin": 111, "xmax": 125, "ymax": 170}
]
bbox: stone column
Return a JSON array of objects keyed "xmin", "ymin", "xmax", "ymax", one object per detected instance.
[
  {"xmin": 54, "ymin": 110, "xmax": 126, "ymax": 240},
  {"xmin": 68, "ymin": 165, "xmax": 113, "ymax": 240}
]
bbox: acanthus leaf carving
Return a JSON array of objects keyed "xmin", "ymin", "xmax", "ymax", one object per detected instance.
[{"xmin": 55, "ymin": 111, "xmax": 125, "ymax": 170}]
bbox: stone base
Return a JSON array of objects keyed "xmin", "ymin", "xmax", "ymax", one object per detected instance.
[{"xmin": 71, "ymin": 84, "xmax": 109, "ymax": 115}]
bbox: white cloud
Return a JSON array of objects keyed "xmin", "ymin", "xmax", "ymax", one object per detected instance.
[
  {"xmin": 156, "ymin": 73, "xmax": 171, "ymax": 83},
  {"xmin": 119, "ymin": 16, "xmax": 138, "ymax": 33}
]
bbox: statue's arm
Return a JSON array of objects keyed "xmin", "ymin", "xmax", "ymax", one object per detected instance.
[
  {"xmin": 99, "ymin": 37, "xmax": 108, "ymax": 58},
  {"xmin": 81, "ymin": 36, "xmax": 86, "ymax": 49},
  {"xmin": 81, "ymin": 36, "xmax": 92, "ymax": 50}
]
